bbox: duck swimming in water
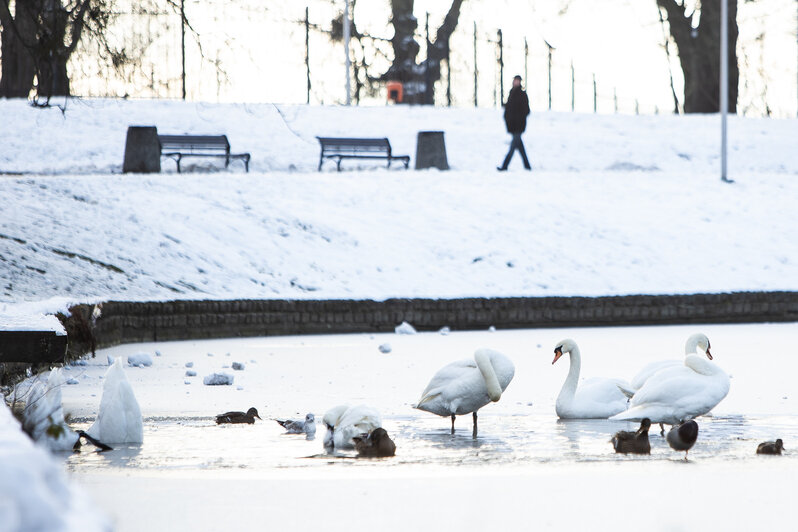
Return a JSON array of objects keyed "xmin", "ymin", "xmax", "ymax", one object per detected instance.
[
  {"xmin": 353, "ymin": 428, "xmax": 396, "ymax": 458},
  {"xmin": 611, "ymin": 418, "xmax": 651, "ymax": 454},
  {"xmin": 215, "ymin": 407, "xmax": 261, "ymax": 424},
  {"xmin": 756, "ymin": 439, "xmax": 784, "ymax": 455}
]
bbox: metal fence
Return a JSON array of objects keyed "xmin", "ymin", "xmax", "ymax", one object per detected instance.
[{"xmin": 63, "ymin": 0, "xmax": 798, "ymax": 117}]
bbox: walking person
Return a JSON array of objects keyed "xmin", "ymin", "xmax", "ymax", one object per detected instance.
[{"xmin": 498, "ymin": 75, "xmax": 531, "ymax": 171}]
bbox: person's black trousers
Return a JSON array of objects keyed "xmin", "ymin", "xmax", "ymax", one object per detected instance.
[{"xmin": 500, "ymin": 133, "xmax": 531, "ymax": 170}]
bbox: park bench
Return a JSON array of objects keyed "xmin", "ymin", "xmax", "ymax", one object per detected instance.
[
  {"xmin": 159, "ymin": 134, "xmax": 251, "ymax": 173},
  {"xmin": 316, "ymin": 137, "xmax": 410, "ymax": 171}
]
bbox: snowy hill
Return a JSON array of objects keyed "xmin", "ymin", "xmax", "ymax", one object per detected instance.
[{"xmin": 1, "ymin": 100, "xmax": 797, "ymax": 307}]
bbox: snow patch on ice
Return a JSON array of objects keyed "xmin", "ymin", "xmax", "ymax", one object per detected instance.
[
  {"xmin": 395, "ymin": 322, "xmax": 417, "ymax": 335},
  {"xmin": 203, "ymin": 373, "xmax": 234, "ymax": 386}
]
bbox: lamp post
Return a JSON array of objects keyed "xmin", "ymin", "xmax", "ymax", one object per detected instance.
[
  {"xmin": 720, "ymin": 0, "xmax": 732, "ymax": 183},
  {"xmin": 343, "ymin": 0, "xmax": 351, "ymax": 105}
]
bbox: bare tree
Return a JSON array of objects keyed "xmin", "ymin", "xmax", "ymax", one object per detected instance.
[
  {"xmin": 381, "ymin": 0, "xmax": 463, "ymax": 104},
  {"xmin": 657, "ymin": 0, "xmax": 739, "ymax": 113}
]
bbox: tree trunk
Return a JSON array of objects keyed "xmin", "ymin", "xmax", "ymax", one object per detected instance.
[
  {"xmin": 0, "ymin": 0, "xmax": 37, "ymax": 98},
  {"xmin": 382, "ymin": 0, "xmax": 463, "ymax": 104},
  {"xmin": 658, "ymin": 0, "xmax": 738, "ymax": 113}
]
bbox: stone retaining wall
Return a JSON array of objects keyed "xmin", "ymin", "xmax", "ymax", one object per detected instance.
[{"xmin": 61, "ymin": 291, "xmax": 798, "ymax": 358}]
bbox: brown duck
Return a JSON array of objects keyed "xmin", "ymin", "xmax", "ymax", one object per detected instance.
[
  {"xmin": 756, "ymin": 439, "xmax": 784, "ymax": 455},
  {"xmin": 353, "ymin": 428, "xmax": 396, "ymax": 457},
  {"xmin": 611, "ymin": 418, "xmax": 651, "ymax": 454},
  {"xmin": 216, "ymin": 407, "xmax": 261, "ymax": 424}
]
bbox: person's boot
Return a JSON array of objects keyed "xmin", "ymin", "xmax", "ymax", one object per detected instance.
[{"xmin": 497, "ymin": 166, "xmax": 507, "ymax": 171}]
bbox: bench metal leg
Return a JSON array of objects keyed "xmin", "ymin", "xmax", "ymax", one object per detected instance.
[
  {"xmin": 336, "ymin": 156, "xmax": 342, "ymax": 172},
  {"xmin": 176, "ymin": 155, "xmax": 182, "ymax": 173}
]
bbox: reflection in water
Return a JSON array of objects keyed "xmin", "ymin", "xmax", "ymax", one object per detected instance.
[{"xmin": 64, "ymin": 411, "xmax": 798, "ymax": 475}]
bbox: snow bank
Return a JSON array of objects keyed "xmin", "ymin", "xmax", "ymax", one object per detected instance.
[
  {"xmin": 127, "ymin": 352, "xmax": 153, "ymax": 367},
  {"xmin": 2, "ymin": 102, "xmax": 798, "ymax": 306},
  {"xmin": 395, "ymin": 322, "xmax": 417, "ymax": 335},
  {"xmin": 0, "ymin": 402, "xmax": 109, "ymax": 531},
  {"xmin": 2, "ymin": 100, "xmax": 797, "ymax": 175},
  {"xmin": 203, "ymin": 373, "xmax": 234, "ymax": 386},
  {"xmin": 22, "ymin": 369, "xmax": 79, "ymax": 451},
  {"xmin": 0, "ymin": 312, "xmax": 66, "ymax": 334},
  {"xmin": 87, "ymin": 358, "xmax": 143, "ymax": 444}
]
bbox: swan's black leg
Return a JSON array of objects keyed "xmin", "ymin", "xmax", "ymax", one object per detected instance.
[
  {"xmin": 660, "ymin": 423, "xmax": 665, "ymax": 436},
  {"xmin": 472, "ymin": 411, "xmax": 478, "ymax": 439},
  {"xmin": 450, "ymin": 414, "xmax": 456, "ymax": 434}
]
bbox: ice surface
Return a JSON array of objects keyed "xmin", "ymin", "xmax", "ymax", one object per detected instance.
[{"xmin": 56, "ymin": 323, "xmax": 798, "ymax": 531}]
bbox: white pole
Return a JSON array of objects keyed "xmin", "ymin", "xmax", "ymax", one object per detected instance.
[
  {"xmin": 720, "ymin": 0, "xmax": 730, "ymax": 182},
  {"xmin": 343, "ymin": 0, "xmax": 351, "ymax": 106}
]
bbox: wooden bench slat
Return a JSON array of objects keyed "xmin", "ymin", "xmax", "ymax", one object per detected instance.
[
  {"xmin": 316, "ymin": 136, "xmax": 409, "ymax": 172},
  {"xmin": 158, "ymin": 134, "xmax": 250, "ymax": 173}
]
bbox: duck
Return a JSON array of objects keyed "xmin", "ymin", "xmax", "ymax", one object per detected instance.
[
  {"xmin": 757, "ymin": 439, "xmax": 784, "ymax": 455},
  {"xmin": 666, "ymin": 420, "xmax": 699, "ymax": 459},
  {"xmin": 215, "ymin": 407, "xmax": 261, "ymax": 424},
  {"xmin": 618, "ymin": 333, "xmax": 713, "ymax": 398},
  {"xmin": 87, "ymin": 357, "xmax": 144, "ymax": 444},
  {"xmin": 353, "ymin": 427, "xmax": 396, "ymax": 457},
  {"xmin": 552, "ymin": 339, "xmax": 630, "ymax": 419},
  {"xmin": 415, "ymin": 348, "xmax": 515, "ymax": 437},
  {"xmin": 275, "ymin": 413, "xmax": 316, "ymax": 435},
  {"xmin": 611, "ymin": 418, "xmax": 651, "ymax": 454},
  {"xmin": 610, "ymin": 348, "xmax": 729, "ymax": 425},
  {"xmin": 322, "ymin": 405, "xmax": 382, "ymax": 450}
]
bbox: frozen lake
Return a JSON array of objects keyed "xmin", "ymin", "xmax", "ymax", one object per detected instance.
[{"xmin": 56, "ymin": 322, "xmax": 797, "ymax": 531}]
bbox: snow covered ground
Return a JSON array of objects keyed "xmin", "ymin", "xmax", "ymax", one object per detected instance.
[
  {"xmin": 40, "ymin": 322, "xmax": 797, "ymax": 531},
  {"xmin": 3, "ymin": 101, "xmax": 798, "ymax": 306},
  {"xmin": 0, "ymin": 401, "xmax": 109, "ymax": 531}
]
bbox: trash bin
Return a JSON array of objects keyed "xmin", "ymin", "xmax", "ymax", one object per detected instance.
[
  {"xmin": 122, "ymin": 126, "xmax": 161, "ymax": 173},
  {"xmin": 415, "ymin": 131, "xmax": 449, "ymax": 170}
]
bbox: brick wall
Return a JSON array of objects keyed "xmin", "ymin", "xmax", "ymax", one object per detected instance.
[{"xmin": 61, "ymin": 291, "xmax": 798, "ymax": 358}]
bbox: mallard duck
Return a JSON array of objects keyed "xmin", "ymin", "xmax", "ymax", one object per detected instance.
[
  {"xmin": 611, "ymin": 418, "xmax": 651, "ymax": 454},
  {"xmin": 215, "ymin": 407, "xmax": 261, "ymax": 424},
  {"xmin": 354, "ymin": 428, "xmax": 396, "ymax": 457},
  {"xmin": 276, "ymin": 413, "xmax": 316, "ymax": 435},
  {"xmin": 757, "ymin": 439, "xmax": 784, "ymax": 455},
  {"xmin": 666, "ymin": 420, "xmax": 699, "ymax": 459}
]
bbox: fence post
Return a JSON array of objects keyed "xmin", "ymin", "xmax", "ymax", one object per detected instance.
[
  {"xmin": 180, "ymin": 0, "xmax": 186, "ymax": 100},
  {"xmin": 614, "ymin": 87, "xmax": 618, "ymax": 113},
  {"xmin": 635, "ymin": 99, "xmax": 639, "ymax": 115},
  {"xmin": 546, "ymin": 41, "xmax": 553, "ymax": 111},
  {"xmin": 497, "ymin": 29, "xmax": 504, "ymax": 106},
  {"xmin": 305, "ymin": 6, "xmax": 310, "ymax": 105},
  {"xmin": 571, "ymin": 61, "xmax": 574, "ymax": 112},
  {"xmin": 524, "ymin": 37, "xmax": 528, "ymax": 90},
  {"xmin": 592, "ymin": 73, "xmax": 597, "ymax": 113},
  {"xmin": 425, "ymin": 12, "xmax": 432, "ymax": 105},
  {"xmin": 473, "ymin": 21, "xmax": 478, "ymax": 107}
]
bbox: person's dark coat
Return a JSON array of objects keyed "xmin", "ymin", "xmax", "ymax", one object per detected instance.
[{"xmin": 504, "ymin": 87, "xmax": 530, "ymax": 134}]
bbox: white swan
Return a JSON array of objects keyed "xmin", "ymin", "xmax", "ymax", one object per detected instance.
[
  {"xmin": 415, "ymin": 348, "xmax": 515, "ymax": 436},
  {"xmin": 610, "ymin": 349, "xmax": 730, "ymax": 425},
  {"xmin": 552, "ymin": 339, "xmax": 630, "ymax": 419},
  {"xmin": 322, "ymin": 404, "xmax": 382, "ymax": 450},
  {"xmin": 618, "ymin": 333, "xmax": 712, "ymax": 397}
]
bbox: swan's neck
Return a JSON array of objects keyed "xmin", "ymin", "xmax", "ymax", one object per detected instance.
[
  {"xmin": 684, "ymin": 354, "xmax": 719, "ymax": 376},
  {"xmin": 475, "ymin": 350, "xmax": 502, "ymax": 402},
  {"xmin": 557, "ymin": 347, "xmax": 581, "ymax": 405},
  {"xmin": 684, "ymin": 336, "xmax": 700, "ymax": 355}
]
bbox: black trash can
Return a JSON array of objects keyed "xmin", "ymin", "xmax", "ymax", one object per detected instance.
[
  {"xmin": 415, "ymin": 130, "xmax": 449, "ymax": 170},
  {"xmin": 122, "ymin": 126, "xmax": 161, "ymax": 173}
]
